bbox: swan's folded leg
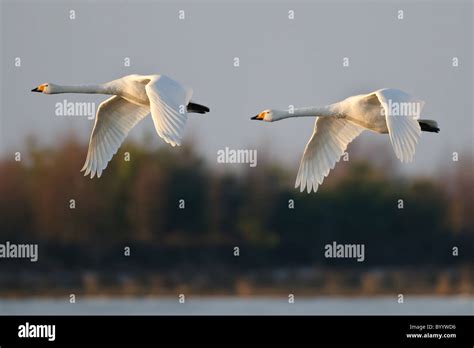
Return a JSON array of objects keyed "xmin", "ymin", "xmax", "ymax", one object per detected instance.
[
  {"xmin": 418, "ymin": 119, "xmax": 439, "ymax": 133},
  {"xmin": 295, "ymin": 118, "xmax": 364, "ymax": 193},
  {"xmin": 187, "ymin": 102, "xmax": 210, "ymax": 114}
]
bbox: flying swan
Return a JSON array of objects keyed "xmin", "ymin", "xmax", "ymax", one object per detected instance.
[
  {"xmin": 32, "ymin": 74, "xmax": 209, "ymax": 178},
  {"xmin": 251, "ymin": 88, "xmax": 439, "ymax": 193}
]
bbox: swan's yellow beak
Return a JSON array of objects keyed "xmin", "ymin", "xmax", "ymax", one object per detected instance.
[
  {"xmin": 251, "ymin": 112, "xmax": 265, "ymax": 120},
  {"xmin": 31, "ymin": 85, "xmax": 45, "ymax": 93}
]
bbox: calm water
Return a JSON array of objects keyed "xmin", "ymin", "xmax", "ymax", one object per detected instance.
[{"xmin": 0, "ymin": 297, "xmax": 473, "ymax": 315}]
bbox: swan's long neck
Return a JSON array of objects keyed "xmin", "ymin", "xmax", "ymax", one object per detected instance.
[
  {"xmin": 273, "ymin": 105, "xmax": 338, "ymax": 121},
  {"xmin": 52, "ymin": 84, "xmax": 113, "ymax": 95}
]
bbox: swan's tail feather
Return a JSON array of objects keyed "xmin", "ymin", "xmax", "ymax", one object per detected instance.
[
  {"xmin": 418, "ymin": 119, "xmax": 439, "ymax": 133},
  {"xmin": 187, "ymin": 102, "xmax": 210, "ymax": 114}
]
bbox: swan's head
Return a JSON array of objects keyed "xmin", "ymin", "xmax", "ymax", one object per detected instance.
[
  {"xmin": 31, "ymin": 83, "xmax": 56, "ymax": 94},
  {"xmin": 251, "ymin": 109, "xmax": 275, "ymax": 122}
]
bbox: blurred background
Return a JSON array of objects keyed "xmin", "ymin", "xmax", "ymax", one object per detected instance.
[{"xmin": 0, "ymin": 0, "xmax": 472, "ymax": 314}]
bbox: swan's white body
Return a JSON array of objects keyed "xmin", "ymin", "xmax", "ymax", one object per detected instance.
[
  {"xmin": 252, "ymin": 88, "xmax": 439, "ymax": 193},
  {"xmin": 32, "ymin": 74, "xmax": 209, "ymax": 178}
]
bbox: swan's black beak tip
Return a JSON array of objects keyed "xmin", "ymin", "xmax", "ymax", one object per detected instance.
[
  {"xmin": 31, "ymin": 87, "xmax": 40, "ymax": 93},
  {"xmin": 251, "ymin": 115, "xmax": 259, "ymax": 120}
]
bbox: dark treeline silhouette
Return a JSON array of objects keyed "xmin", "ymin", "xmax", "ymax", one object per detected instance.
[{"xmin": 0, "ymin": 137, "xmax": 472, "ymax": 296}]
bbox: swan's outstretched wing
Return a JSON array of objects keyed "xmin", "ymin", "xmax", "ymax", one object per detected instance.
[
  {"xmin": 145, "ymin": 75, "xmax": 193, "ymax": 147},
  {"xmin": 295, "ymin": 118, "xmax": 364, "ymax": 193},
  {"xmin": 375, "ymin": 89, "xmax": 423, "ymax": 163},
  {"xmin": 81, "ymin": 96, "xmax": 150, "ymax": 178}
]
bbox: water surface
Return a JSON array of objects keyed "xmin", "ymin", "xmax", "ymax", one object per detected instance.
[{"xmin": 0, "ymin": 297, "xmax": 472, "ymax": 315}]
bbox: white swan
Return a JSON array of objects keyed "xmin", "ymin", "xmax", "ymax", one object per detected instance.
[
  {"xmin": 32, "ymin": 74, "xmax": 209, "ymax": 178},
  {"xmin": 252, "ymin": 88, "xmax": 439, "ymax": 193}
]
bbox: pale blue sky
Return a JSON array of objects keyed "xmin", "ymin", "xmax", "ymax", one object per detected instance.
[{"xmin": 1, "ymin": 0, "xmax": 472, "ymax": 177}]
